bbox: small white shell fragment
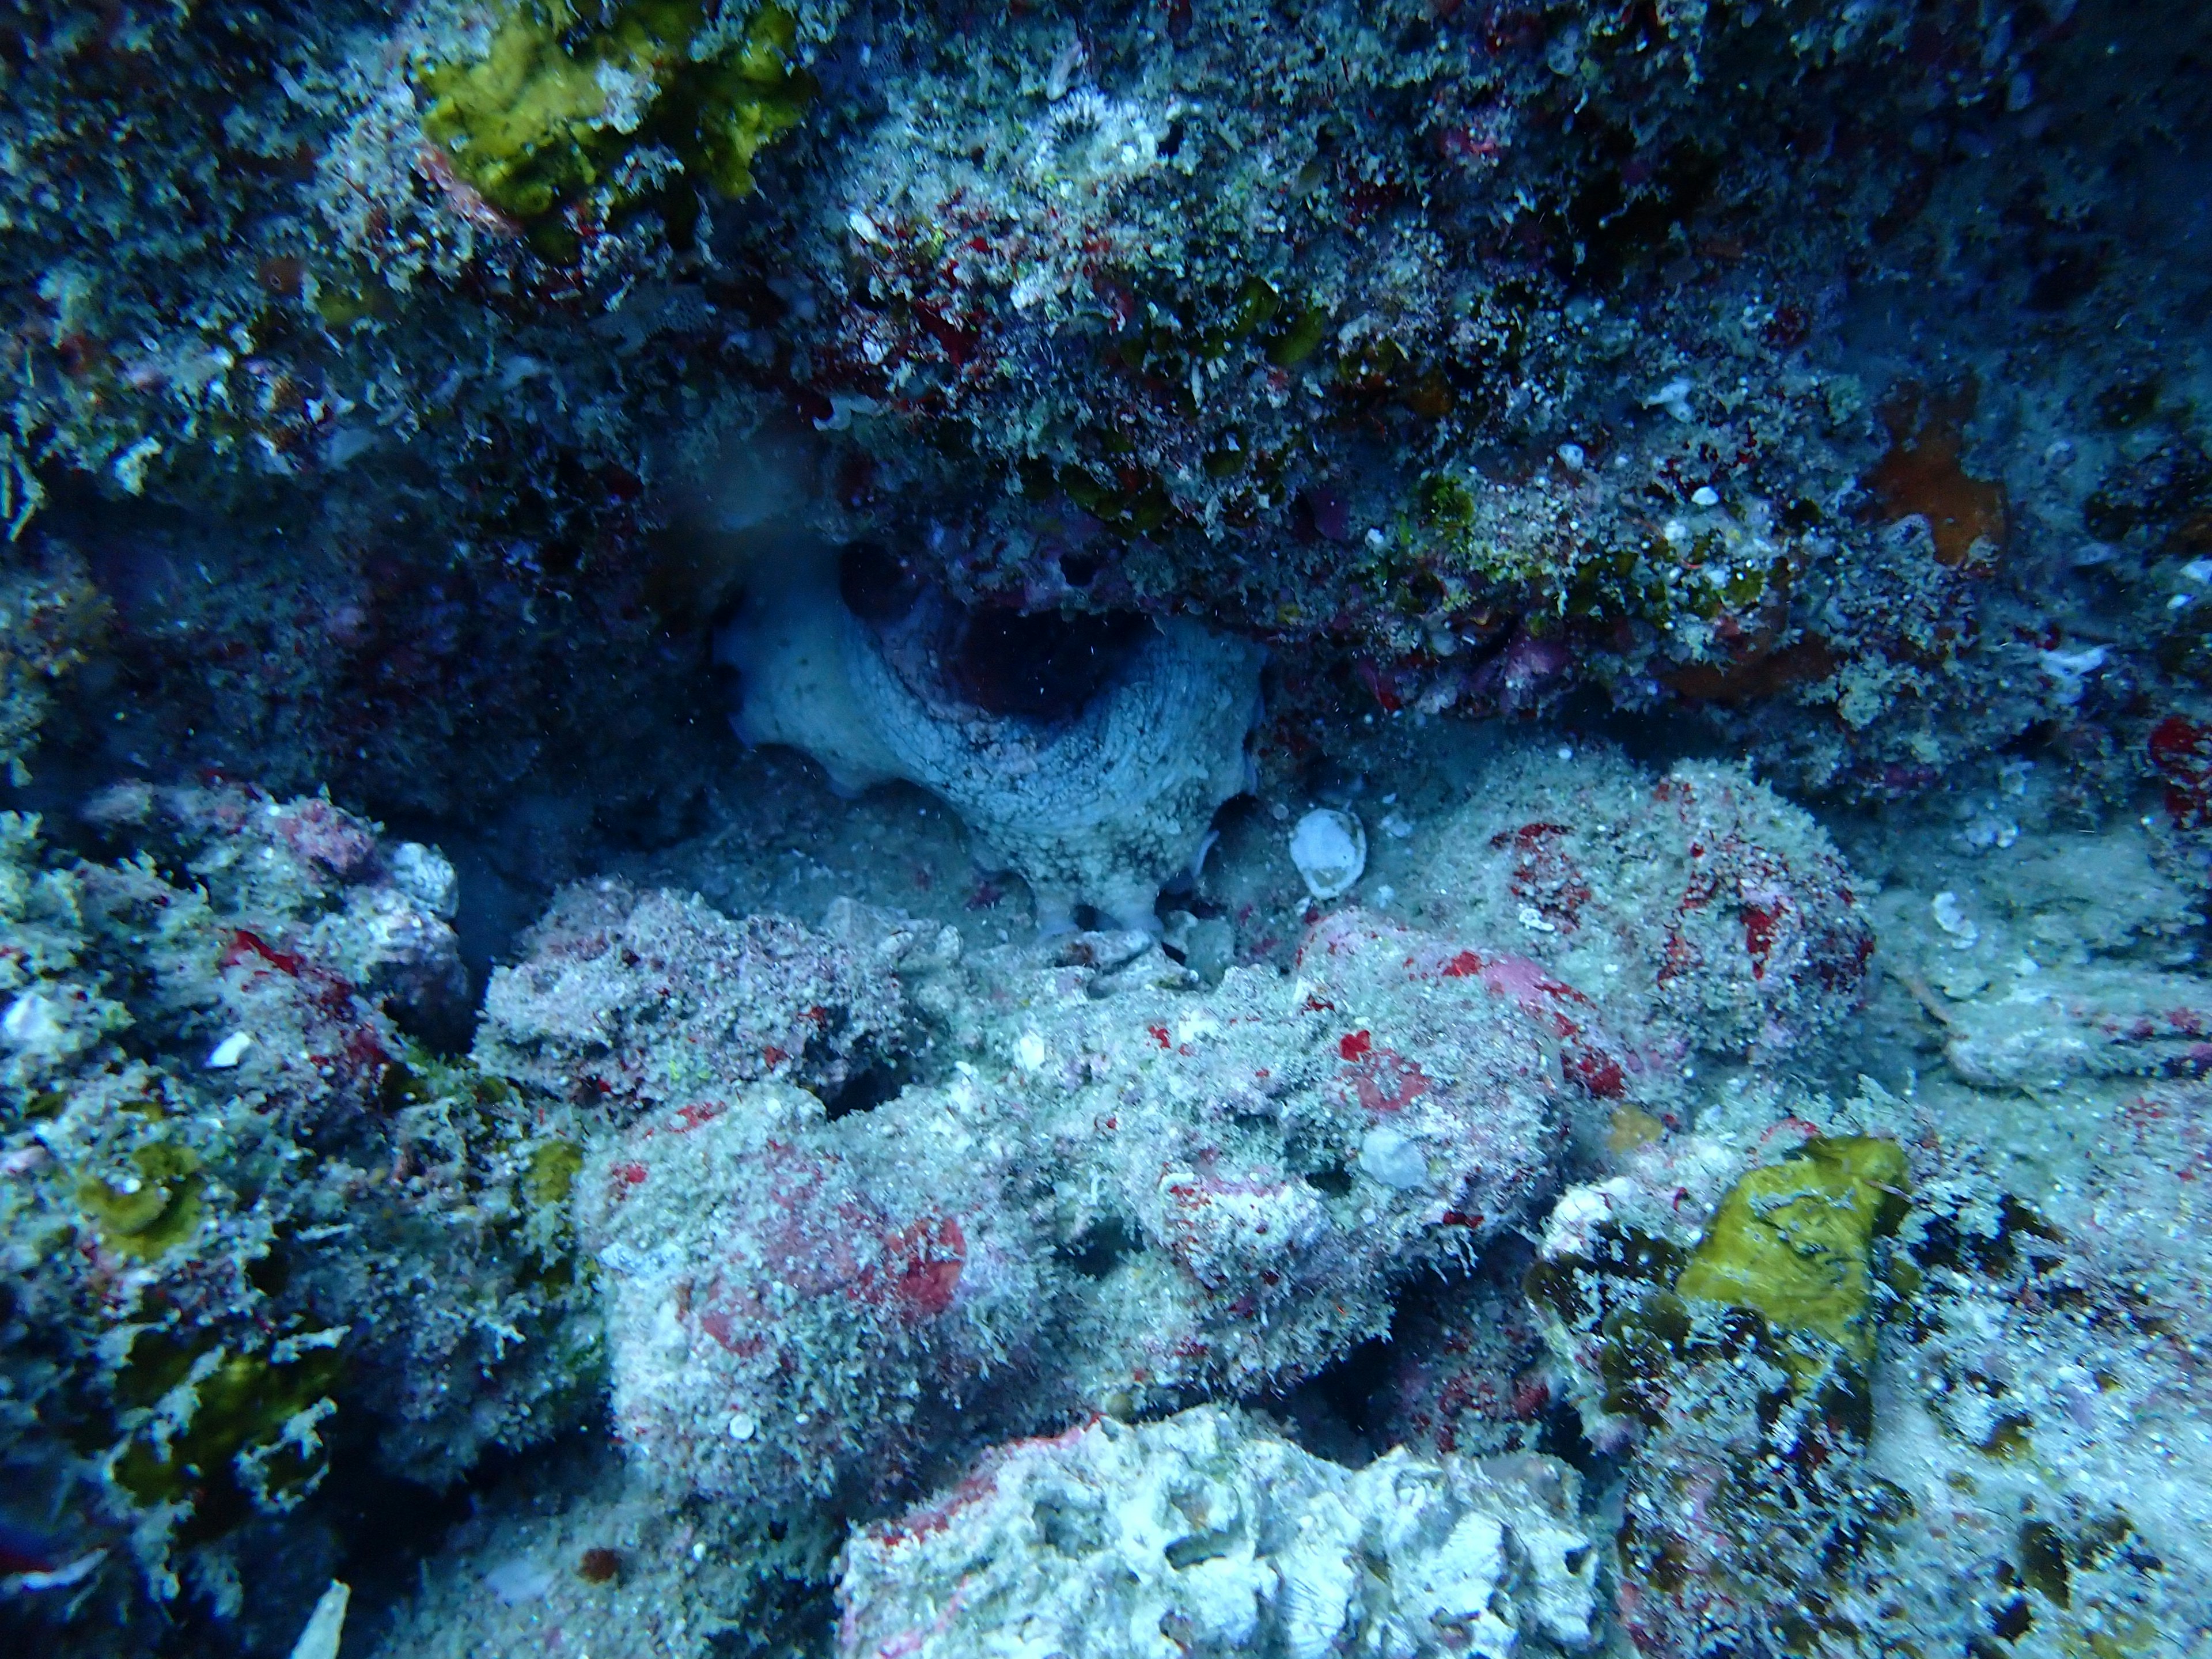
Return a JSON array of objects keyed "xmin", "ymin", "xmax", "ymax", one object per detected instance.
[
  {"xmin": 206, "ymin": 1032, "xmax": 255, "ymax": 1069},
  {"xmin": 1642, "ymin": 376, "xmax": 1694, "ymax": 418},
  {"xmin": 2037, "ymin": 644, "xmax": 2107, "ymax": 706},
  {"xmin": 2, "ymin": 992, "xmax": 60, "ymax": 1048},
  {"xmin": 729, "ymin": 1412, "xmax": 759, "ymax": 1442},
  {"xmin": 1358, "ymin": 1125, "xmax": 1427, "ymax": 1190},
  {"xmin": 1289, "ymin": 809, "xmax": 1366, "ymax": 900},
  {"xmin": 485, "ymin": 1558, "xmax": 555, "ymax": 1606},
  {"xmin": 286, "ymin": 1580, "xmax": 350, "ymax": 1659},
  {"xmin": 1931, "ymin": 890, "xmax": 1979, "ymax": 948}
]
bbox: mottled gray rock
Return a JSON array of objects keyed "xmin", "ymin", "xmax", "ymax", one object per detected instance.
[
  {"xmin": 1412, "ymin": 746, "xmax": 1872, "ymax": 1062},
  {"xmin": 578, "ymin": 1080, "xmax": 1039, "ymax": 1512},
  {"xmin": 476, "ymin": 878, "xmax": 904, "ymax": 1113},
  {"xmin": 574, "ymin": 905, "xmax": 1570, "ymax": 1511}
]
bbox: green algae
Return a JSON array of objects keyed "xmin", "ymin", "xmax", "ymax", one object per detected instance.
[
  {"xmin": 1266, "ymin": 302, "xmax": 1332, "ymax": 369},
  {"xmin": 1673, "ymin": 1135, "xmax": 1910, "ymax": 1364},
  {"xmin": 1056, "ymin": 462, "xmax": 1172, "ymax": 533},
  {"xmin": 1419, "ymin": 474, "xmax": 1476, "ymax": 528},
  {"xmin": 76, "ymin": 1142, "xmax": 204, "ymax": 1259},
  {"xmin": 380, "ymin": 1040, "xmax": 521, "ymax": 1113},
  {"xmin": 419, "ymin": 1, "xmax": 816, "ymax": 234},
  {"xmin": 1202, "ymin": 440, "xmax": 1249, "ymax": 479},
  {"xmin": 526, "ymin": 1138, "xmax": 585, "ymax": 1207},
  {"xmin": 2019, "ymin": 1518, "xmax": 2071, "ymax": 1605},
  {"xmin": 312, "ymin": 278, "xmax": 390, "ymax": 331},
  {"xmin": 112, "ymin": 1337, "xmax": 344, "ymax": 1516},
  {"xmin": 1228, "ymin": 276, "xmax": 1282, "ymax": 339}
]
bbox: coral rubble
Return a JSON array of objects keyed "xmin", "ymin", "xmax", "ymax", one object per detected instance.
[{"xmin": 0, "ymin": 787, "xmax": 591, "ymax": 1649}]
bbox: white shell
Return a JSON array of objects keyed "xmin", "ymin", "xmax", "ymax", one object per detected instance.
[
  {"xmin": 1358, "ymin": 1124, "xmax": 1428, "ymax": 1191},
  {"xmin": 1289, "ymin": 809, "xmax": 1366, "ymax": 900}
]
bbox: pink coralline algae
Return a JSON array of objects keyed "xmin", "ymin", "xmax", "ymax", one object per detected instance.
[
  {"xmin": 77, "ymin": 779, "xmax": 469, "ymax": 1103},
  {"xmin": 579, "ymin": 1082, "xmax": 1037, "ymax": 1511}
]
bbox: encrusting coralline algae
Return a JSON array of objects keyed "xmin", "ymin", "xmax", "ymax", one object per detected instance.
[
  {"xmin": 2, "ymin": 0, "xmax": 2211, "ymax": 1656},
  {"xmin": 559, "ymin": 743, "xmax": 1865, "ymax": 1528}
]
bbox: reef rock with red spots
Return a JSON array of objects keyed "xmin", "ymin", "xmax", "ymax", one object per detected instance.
[
  {"xmin": 579, "ymin": 1082, "xmax": 1041, "ymax": 1511},
  {"xmin": 577, "ymin": 905, "xmax": 1581, "ymax": 1508},
  {"xmin": 1412, "ymin": 745, "xmax": 1873, "ymax": 1062}
]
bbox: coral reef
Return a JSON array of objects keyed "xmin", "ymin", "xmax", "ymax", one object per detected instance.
[
  {"xmin": 0, "ymin": 786, "xmax": 590, "ymax": 1647},
  {"xmin": 572, "ymin": 897, "xmax": 1575, "ymax": 1512},
  {"xmin": 0, "ymin": 547, "xmax": 105, "ymax": 784},
  {"xmin": 1526, "ymin": 1075, "xmax": 2212, "ymax": 1657},
  {"xmin": 0, "ymin": 0, "xmax": 2197, "ymax": 827},
  {"xmin": 581, "ymin": 1078, "xmax": 1032, "ymax": 1510},
  {"xmin": 835, "ymin": 1405, "xmax": 1598, "ymax": 1659},
  {"xmin": 367, "ymin": 1431, "xmax": 841, "ymax": 1659},
  {"xmin": 416, "ymin": 1, "xmax": 820, "ymax": 239},
  {"xmin": 550, "ymin": 760, "xmax": 1855, "ymax": 1526},
  {"xmin": 2, "ymin": 1, "xmax": 2210, "ymax": 1655}
]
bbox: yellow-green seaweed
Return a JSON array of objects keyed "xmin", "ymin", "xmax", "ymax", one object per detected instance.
[
  {"xmin": 419, "ymin": 1, "xmax": 816, "ymax": 229},
  {"xmin": 1266, "ymin": 302, "xmax": 1332, "ymax": 369},
  {"xmin": 526, "ymin": 1138, "xmax": 586, "ymax": 1207},
  {"xmin": 112, "ymin": 1340, "xmax": 344, "ymax": 1513},
  {"xmin": 1673, "ymin": 1135, "xmax": 1910, "ymax": 1363},
  {"xmin": 76, "ymin": 1142, "xmax": 204, "ymax": 1259}
]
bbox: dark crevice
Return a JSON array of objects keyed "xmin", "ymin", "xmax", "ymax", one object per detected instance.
[
  {"xmin": 1058, "ymin": 1215, "xmax": 1142, "ymax": 1278},
  {"xmin": 822, "ymin": 1062, "xmax": 906, "ymax": 1120}
]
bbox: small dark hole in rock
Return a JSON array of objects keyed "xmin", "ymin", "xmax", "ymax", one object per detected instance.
[
  {"xmin": 1539, "ymin": 1389, "xmax": 1597, "ymax": 1471},
  {"xmin": 824, "ymin": 1063, "xmax": 904, "ymax": 1120},
  {"xmin": 1060, "ymin": 1216, "xmax": 1142, "ymax": 1277},
  {"xmin": 1991, "ymin": 1596, "xmax": 2034, "ymax": 1641},
  {"xmin": 1262, "ymin": 1335, "xmax": 1395, "ymax": 1465}
]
